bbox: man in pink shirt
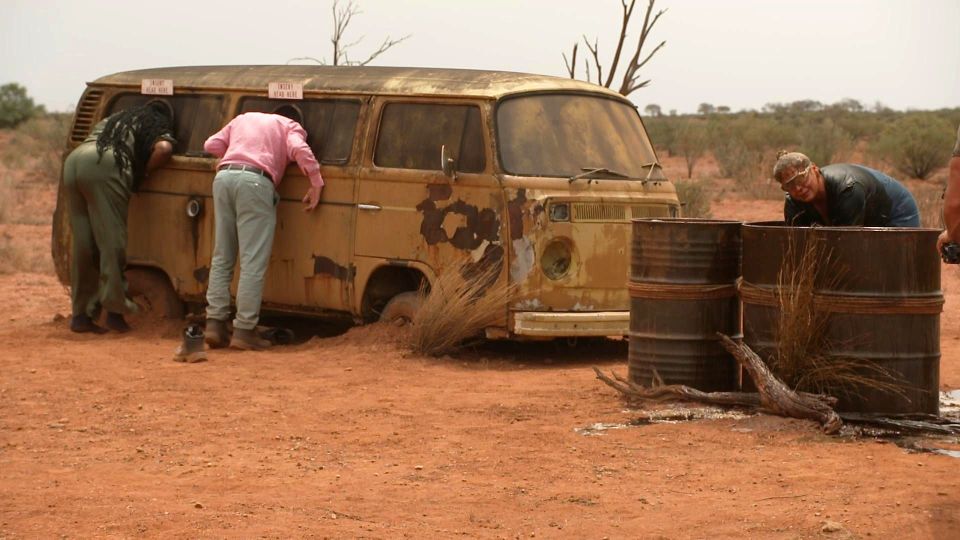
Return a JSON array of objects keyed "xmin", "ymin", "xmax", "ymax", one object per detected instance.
[{"xmin": 202, "ymin": 106, "xmax": 323, "ymax": 350}]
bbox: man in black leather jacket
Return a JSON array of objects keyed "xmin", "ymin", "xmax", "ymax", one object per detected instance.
[{"xmin": 773, "ymin": 151, "xmax": 920, "ymax": 227}]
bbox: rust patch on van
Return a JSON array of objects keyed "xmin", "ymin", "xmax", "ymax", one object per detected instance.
[
  {"xmin": 416, "ymin": 198, "xmax": 499, "ymax": 250},
  {"xmin": 507, "ymin": 189, "xmax": 528, "ymax": 240},
  {"xmin": 193, "ymin": 266, "xmax": 209, "ymax": 284},
  {"xmin": 427, "ymin": 183, "xmax": 453, "ymax": 202},
  {"xmin": 313, "ymin": 256, "xmax": 355, "ymax": 281}
]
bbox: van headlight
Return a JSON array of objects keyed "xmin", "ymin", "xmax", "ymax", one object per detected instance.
[{"xmin": 541, "ymin": 239, "xmax": 572, "ymax": 280}]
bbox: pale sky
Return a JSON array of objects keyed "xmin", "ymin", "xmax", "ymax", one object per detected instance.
[{"xmin": 3, "ymin": 0, "xmax": 959, "ymax": 113}]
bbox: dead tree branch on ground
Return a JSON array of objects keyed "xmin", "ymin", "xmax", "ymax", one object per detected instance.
[{"xmin": 593, "ymin": 333, "xmax": 843, "ymax": 434}]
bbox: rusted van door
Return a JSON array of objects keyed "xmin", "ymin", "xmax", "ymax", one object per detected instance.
[
  {"xmin": 353, "ymin": 98, "xmax": 506, "ymax": 315},
  {"xmin": 237, "ymin": 97, "xmax": 364, "ymax": 313},
  {"xmin": 105, "ymin": 92, "xmax": 227, "ymax": 299}
]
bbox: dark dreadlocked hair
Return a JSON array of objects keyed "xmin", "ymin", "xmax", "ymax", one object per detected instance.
[{"xmin": 96, "ymin": 101, "xmax": 174, "ymax": 191}]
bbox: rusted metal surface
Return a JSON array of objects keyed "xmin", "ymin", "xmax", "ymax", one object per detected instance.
[
  {"xmin": 628, "ymin": 219, "xmax": 742, "ymax": 391},
  {"xmin": 740, "ymin": 222, "xmax": 942, "ymax": 414},
  {"xmin": 91, "ymin": 66, "xmax": 625, "ymax": 101}
]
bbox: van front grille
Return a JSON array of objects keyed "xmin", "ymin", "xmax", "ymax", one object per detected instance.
[
  {"xmin": 70, "ymin": 89, "xmax": 104, "ymax": 143},
  {"xmin": 571, "ymin": 203, "xmax": 626, "ymax": 222},
  {"xmin": 631, "ymin": 205, "xmax": 673, "ymax": 219}
]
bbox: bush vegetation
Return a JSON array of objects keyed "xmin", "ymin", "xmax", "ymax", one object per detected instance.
[
  {"xmin": 645, "ymin": 100, "xmax": 959, "ymax": 188},
  {"xmin": 673, "ymin": 179, "xmax": 711, "ymax": 218},
  {"xmin": 0, "ymin": 83, "xmax": 44, "ymax": 129},
  {"xmin": 1, "ymin": 112, "xmax": 71, "ymax": 184}
]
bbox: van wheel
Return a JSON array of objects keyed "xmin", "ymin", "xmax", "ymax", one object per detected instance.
[
  {"xmin": 125, "ymin": 268, "xmax": 184, "ymax": 320},
  {"xmin": 379, "ymin": 291, "xmax": 421, "ymax": 326}
]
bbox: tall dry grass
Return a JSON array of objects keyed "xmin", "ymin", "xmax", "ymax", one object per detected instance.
[
  {"xmin": 910, "ymin": 180, "xmax": 945, "ymax": 229},
  {"xmin": 0, "ymin": 113, "xmax": 71, "ymax": 184},
  {"xmin": 772, "ymin": 231, "xmax": 908, "ymax": 401},
  {"xmin": 408, "ymin": 257, "xmax": 512, "ymax": 356}
]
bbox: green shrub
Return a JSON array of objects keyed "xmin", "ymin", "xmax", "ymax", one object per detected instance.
[
  {"xmin": 0, "ymin": 83, "xmax": 44, "ymax": 129},
  {"xmin": 673, "ymin": 179, "xmax": 711, "ymax": 218},
  {"xmin": 709, "ymin": 115, "xmax": 791, "ymax": 188},
  {"xmin": 796, "ymin": 117, "xmax": 853, "ymax": 165},
  {"xmin": 644, "ymin": 116, "xmax": 675, "ymax": 156},
  {"xmin": 870, "ymin": 113, "xmax": 955, "ymax": 179},
  {"xmin": 673, "ymin": 119, "xmax": 709, "ymax": 178}
]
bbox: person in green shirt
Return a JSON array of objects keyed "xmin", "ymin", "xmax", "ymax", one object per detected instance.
[{"xmin": 62, "ymin": 102, "xmax": 175, "ymax": 333}]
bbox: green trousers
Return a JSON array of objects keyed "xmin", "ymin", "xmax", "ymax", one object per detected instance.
[{"xmin": 62, "ymin": 142, "xmax": 138, "ymax": 318}]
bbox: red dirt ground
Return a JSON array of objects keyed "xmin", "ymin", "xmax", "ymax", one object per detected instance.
[{"xmin": 1, "ymin": 160, "xmax": 958, "ymax": 538}]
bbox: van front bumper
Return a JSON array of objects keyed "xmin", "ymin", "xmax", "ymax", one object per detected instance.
[{"xmin": 511, "ymin": 311, "xmax": 629, "ymax": 337}]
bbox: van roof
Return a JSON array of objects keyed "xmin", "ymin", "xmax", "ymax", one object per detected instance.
[{"xmin": 91, "ymin": 65, "xmax": 629, "ymax": 101}]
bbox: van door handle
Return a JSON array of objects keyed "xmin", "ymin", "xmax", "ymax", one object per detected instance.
[{"xmin": 358, "ymin": 203, "xmax": 381, "ymax": 211}]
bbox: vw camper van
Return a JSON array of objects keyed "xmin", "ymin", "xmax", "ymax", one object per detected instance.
[{"xmin": 52, "ymin": 66, "xmax": 680, "ymax": 338}]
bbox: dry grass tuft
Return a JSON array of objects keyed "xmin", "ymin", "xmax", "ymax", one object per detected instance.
[
  {"xmin": 772, "ymin": 230, "xmax": 909, "ymax": 401},
  {"xmin": 910, "ymin": 180, "xmax": 945, "ymax": 229},
  {"xmin": 408, "ymin": 257, "xmax": 512, "ymax": 356}
]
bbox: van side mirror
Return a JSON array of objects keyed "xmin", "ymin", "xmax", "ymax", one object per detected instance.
[{"xmin": 441, "ymin": 144, "xmax": 457, "ymax": 181}]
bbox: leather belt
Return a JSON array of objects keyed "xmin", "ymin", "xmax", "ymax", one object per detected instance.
[{"xmin": 218, "ymin": 163, "xmax": 273, "ymax": 182}]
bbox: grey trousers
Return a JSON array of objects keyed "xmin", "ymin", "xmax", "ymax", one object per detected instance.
[{"xmin": 205, "ymin": 169, "xmax": 277, "ymax": 330}]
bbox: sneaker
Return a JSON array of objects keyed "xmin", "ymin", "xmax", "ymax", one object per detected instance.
[
  {"xmin": 229, "ymin": 327, "xmax": 271, "ymax": 351},
  {"xmin": 204, "ymin": 319, "xmax": 230, "ymax": 349}
]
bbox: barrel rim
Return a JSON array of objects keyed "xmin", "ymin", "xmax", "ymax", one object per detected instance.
[
  {"xmin": 631, "ymin": 218, "xmax": 743, "ymax": 225},
  {"xmin": 742, "ymin": 221, "xmax": 942, "ymax": 234}
]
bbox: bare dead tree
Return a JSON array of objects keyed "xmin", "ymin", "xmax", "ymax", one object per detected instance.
[
  {"xmin": 288, "ymin": 0, "xmax": 410, "ymax": 66},
  {"xmin": 564, "ymin": 0, "xmax": 667, "ymax": 97}
]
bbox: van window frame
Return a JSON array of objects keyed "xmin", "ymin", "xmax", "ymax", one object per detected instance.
[
  {"xmin": 104, "ymin": 91, "xmax": 227, "ymax": 157},
  {"xmin": 236, "ymin": 95, "xmax": 363, "ymax": 166},
  {"xmin": 493, "ymin": 90, "xmax": 657, "ymax": 179},
  {"xmin": 371, "ymin": 98, "xmax": 489, "ymax": 174}
]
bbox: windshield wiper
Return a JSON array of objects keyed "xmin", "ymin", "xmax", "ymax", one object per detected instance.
[
  {"xmin": 641, "ymin": 161, "xmax": 661, "ymax": 183},
  {"xmin": 569, "ymin": 167, "xmax": 631, "ymax": 184}
]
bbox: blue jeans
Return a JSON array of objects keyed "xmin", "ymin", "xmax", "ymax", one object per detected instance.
[
  {"xmin": 205, "ymin": 169, "xmax": 277, "ymax": 330},
  {"xmin": 870, "ymin": 169, "xmax": 921, "ymax": 227}
]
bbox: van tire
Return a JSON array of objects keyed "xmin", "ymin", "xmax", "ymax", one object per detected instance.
[
  {"xmin": 379, "ymin": 291, "xmax": 421, "ymax": 326},
  {"xmin": 125, "ymin": 268, "xmax": 185, "ymax": 320}
]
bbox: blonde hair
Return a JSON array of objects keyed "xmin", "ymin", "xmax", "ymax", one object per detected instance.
[{"xmin": 773, "ymin": 151, "xmax": 812, "ymax": 183}]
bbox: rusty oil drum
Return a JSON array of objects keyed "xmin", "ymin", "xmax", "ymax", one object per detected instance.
[
  {"xmin": 740, "ymin": 222, "xmax": 942, "ymax": 414},
  {"xmin": 628, "ymin": 218, "xmax": 741, "ymax": 391}
]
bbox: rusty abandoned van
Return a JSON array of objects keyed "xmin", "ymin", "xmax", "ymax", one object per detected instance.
[{"xmin": 52, "ymin": 66, "xmax": 680, "ymax": 339}]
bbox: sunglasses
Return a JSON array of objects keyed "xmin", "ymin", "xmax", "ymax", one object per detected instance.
[{"xmin": 780, "ymin": 165, "xmax": 811, "ymax": 191}]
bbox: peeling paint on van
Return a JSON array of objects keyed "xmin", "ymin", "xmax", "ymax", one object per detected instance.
[
  {"xmin": 471, "ymin": 239, "xmax": 491, "ymax": 262},
  {"xmin": 512, "ymin": 298, "xmax": 543, "ymax": 310},
  {"xmin": 416, "ymin": 198, "xmax": 500, "ymax": 251},
  {"xmin": 510, "ymin": 237, "xmax": 535, "ymax": 283}
]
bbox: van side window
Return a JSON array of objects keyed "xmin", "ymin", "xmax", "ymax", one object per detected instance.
[
  {"xmin": 375, "ymin": 103, "xmax": 484, "ymax": 172},
  {"xmin": 239, "ymin": 98, "xmax": 360, "ymax": 165},
  {"xmin": 108, "ymin": 94, "xmax": 224, "ymax": 155}
]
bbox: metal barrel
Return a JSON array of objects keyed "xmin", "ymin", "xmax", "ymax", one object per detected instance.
[
  {"xmin": 628, "ymin": 218, "xmax": 742, "ymax": 391},
  {"xmin": 738, "ymin": 221, "xmax": 800, "ymax": 393},
  {"xmin": 740, "ymin": 222, "xmax": 942, "ymax": 414}
]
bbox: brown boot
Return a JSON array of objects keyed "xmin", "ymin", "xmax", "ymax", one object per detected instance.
[
  {"xmin": 204, "ymin": 319, "xmax": 230, "ymax": 349},
  {"xmin": 229, "ymin": 327, "xmax": 271, "ymax": 351}
]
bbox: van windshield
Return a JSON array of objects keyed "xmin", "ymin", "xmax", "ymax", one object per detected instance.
[{"xmin": 497, "ymin": 94, "xmax": 657, "ymax": 179}]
